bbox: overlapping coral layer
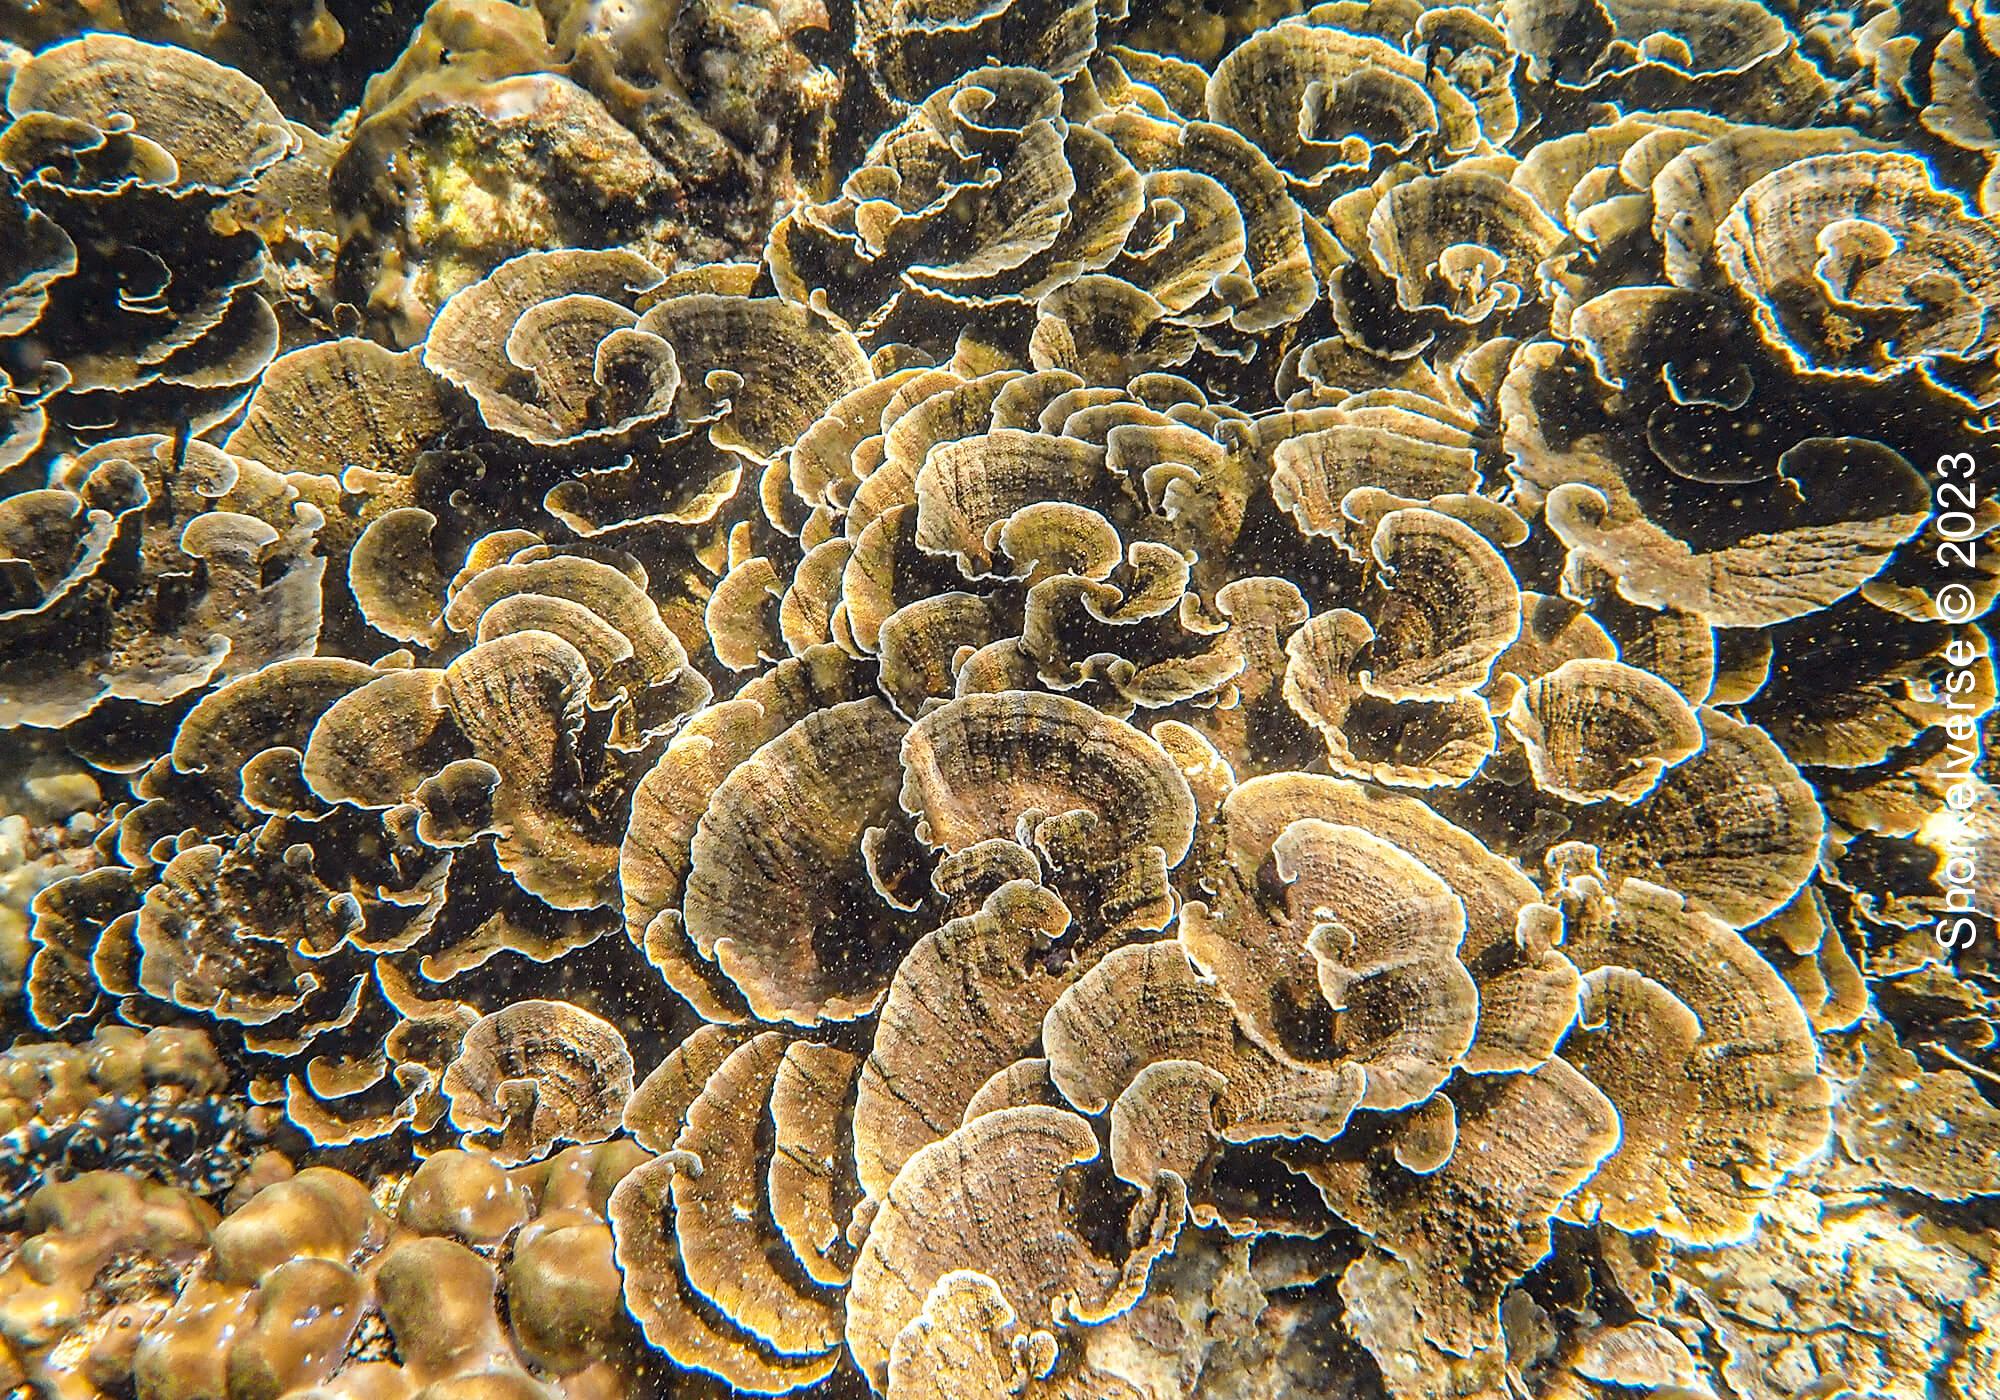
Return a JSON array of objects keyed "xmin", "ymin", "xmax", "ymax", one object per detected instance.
[{"xmin": 2, "ymin": 2, "xmax": 1998, "ymax": 1398}]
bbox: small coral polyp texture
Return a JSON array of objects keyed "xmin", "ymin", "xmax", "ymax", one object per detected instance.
[{"xmin": 2, "ymin": 2, "xmax": 1998, "ymax": 1399}]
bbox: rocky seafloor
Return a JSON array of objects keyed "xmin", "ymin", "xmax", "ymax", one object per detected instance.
[{"xmin": 2, "ymin": 1, "xmax": 1999, "ymax": 1397}]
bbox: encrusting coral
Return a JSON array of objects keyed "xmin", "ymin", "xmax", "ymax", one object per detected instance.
[
  {"xmin": 0, "ymin": 1025, "xmax": 264, "ymax": 1225},
  {"xmin": 1, "ymin": 2, "xmax": 1998, "ymax": 1399},
  {"xmin": 0, "ymin": 1139, "xmax": 649, "ymax": 1400}
]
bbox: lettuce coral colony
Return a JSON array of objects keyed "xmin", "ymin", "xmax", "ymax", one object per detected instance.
[{"xmin": 1, "ymin": 2, "xmax": 1998, "ymax": 1399}]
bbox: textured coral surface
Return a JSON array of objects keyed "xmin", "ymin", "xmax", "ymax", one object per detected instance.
[{"xmin": 2, "ymin": 2, "xmax": 1998, "ymax": 1398}]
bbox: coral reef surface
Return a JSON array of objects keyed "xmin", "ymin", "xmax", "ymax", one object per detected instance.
[{"xmin": 2, "ymin": 1, "xmax": 1998, "ymax": 1398}]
